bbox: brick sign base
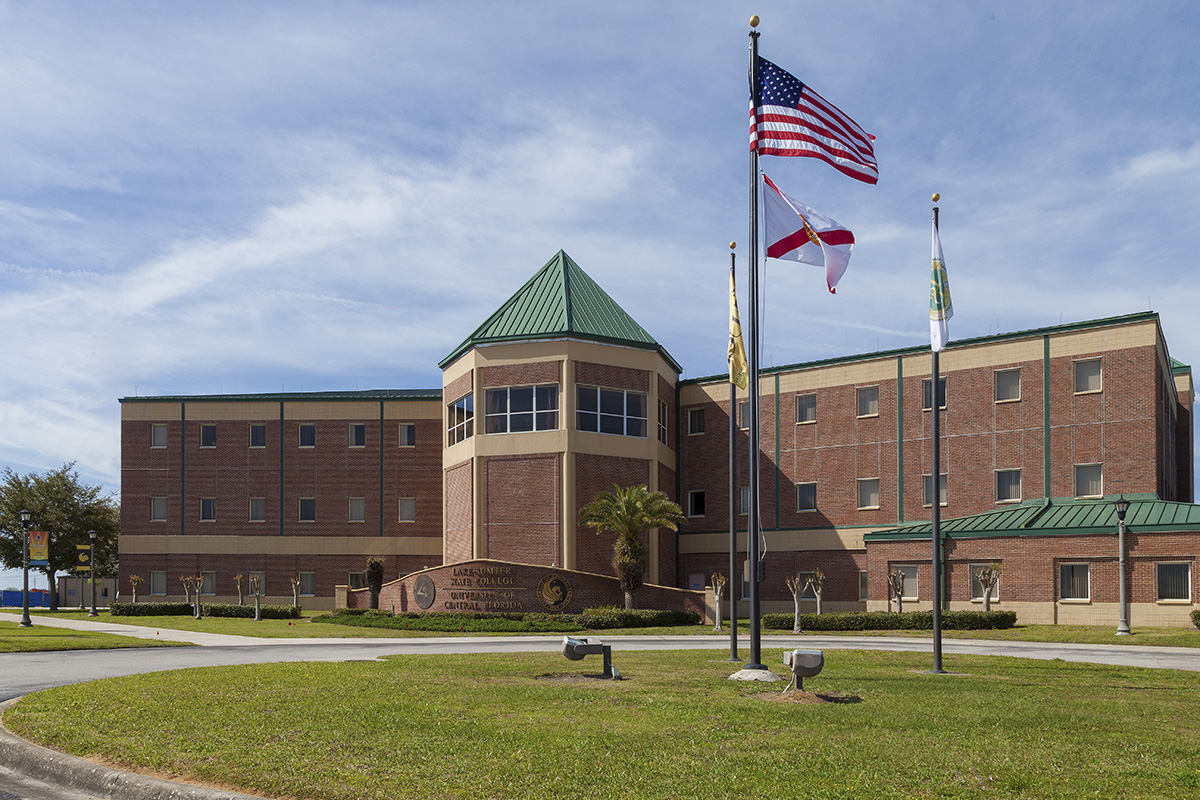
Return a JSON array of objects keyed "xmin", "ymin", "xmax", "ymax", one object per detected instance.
[{"xmin": 343, "ymin": 559, "xmax": 704, "ymax": 617}]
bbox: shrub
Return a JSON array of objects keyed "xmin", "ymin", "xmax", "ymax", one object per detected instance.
[
  {"xmin": 762, "ymin": 610, "xmax": 1017, "ymax": 631},
  {"xmin": 202, "ymin": 603, "xmax": 301, "ymax": 620},
  {"xmin": 110, "ymin": 602, "xmax": 194, "ymax": 616},
  {"xmin": 1191, "ymin": 609, "xmax": 1200, "ymax": 630},
  {"xmin": 310, "ymin": 607, "xmax": 701, "ymax": 633},
  {"xmin": 109, "ymin": 601, "xmax": 300, "ymax": 619}
]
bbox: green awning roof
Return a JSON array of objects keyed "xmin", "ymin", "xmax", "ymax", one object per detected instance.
[
  {"xmin": 864, "ymin": 493, "xmax": 1200, "ymax": 541},
  {"xmin": 439, "ymin": 250, "xmax": 681, "ymax": 373}
]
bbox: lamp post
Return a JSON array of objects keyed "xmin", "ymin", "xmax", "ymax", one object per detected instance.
[
  {"xmin": 1114, "ymin": 496, "xmax": 1131, "ymax": 636},
  {"xmin": 88, "ymin": 530, "xmax": 98, "ymax": 617},
  {"xmin": 19, "ymin": 510, "xmax": 32, "ymax": 627}
]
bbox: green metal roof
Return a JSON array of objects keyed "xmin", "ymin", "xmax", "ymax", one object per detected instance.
[
  {"xmin": 683, "ymin": 311, "xmax": 1170, "ymax": 387},
  {"xmin": 864, "ymin": 493, "xmax": 1200, "ymax": 541},
  {"xmin": 439, "ymin": 250, "xmax": 682, "ymax": 373},
  {"xmin": 120, "ymin": 389, "xmax": 442, "ymax": 404}
]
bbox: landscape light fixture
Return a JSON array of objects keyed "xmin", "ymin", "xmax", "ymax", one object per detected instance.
[{"xmin": 1114, "ymin": 496, "xmax": 1131, "ymax": 636}]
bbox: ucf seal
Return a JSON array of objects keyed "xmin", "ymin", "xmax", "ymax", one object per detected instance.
[{"xmin": 536, "ymin": 573, "xmax": 572, "ymax": 611}]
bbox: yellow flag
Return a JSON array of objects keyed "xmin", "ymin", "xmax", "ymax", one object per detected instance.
[{"xmin": 728, "ymin": 266, "xmax": 749, "ymax": 389}]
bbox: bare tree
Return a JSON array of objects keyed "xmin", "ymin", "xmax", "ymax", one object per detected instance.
[
  {"xmin": 249, "ymin": 573, "xmax": 262, "ymax": 621},
  {"xmin": 785, "ymin": 573, "xmax": 807, "ymax": 633},
  {"xmin": 975, "ymin": 563, "xmax": 1001, "ymax": 612},
  {"xmin": 290, "ymin": 575, "xmax": 301, "ymax": 609},
  {"xmin": 887, "ymin": 568, "xmax": 906, "ymax": 613},
  {"xmin": 233, "ymin": 573, "xmax": 245, "ymax": 606},
  {"xmin": 179, "ymin": 575, "xmax": 192, "ymax": 606},
  {"xmin": 805, "ymin": 569, "xmax": 827, "ymax": 616},
  {"xmin": 128, "ymin": 574, "xmax": 143, "ymax": 604},
  {"xmin": 184, "ymin": 575, "xmax": 203, "ymax": 618},
  {"xmin": 710, "ymin": 572, "xmax": 727, "ymax": 632}
]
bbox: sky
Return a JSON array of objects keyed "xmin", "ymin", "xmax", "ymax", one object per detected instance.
[{"xmin": 1, "ymin": 1, "xmax": 1199, "ymax": 585}]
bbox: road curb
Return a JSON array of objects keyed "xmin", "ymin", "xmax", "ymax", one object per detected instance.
[{"xmin": 0, "ymin": 698, "xmax": 265, "ymax": 800}]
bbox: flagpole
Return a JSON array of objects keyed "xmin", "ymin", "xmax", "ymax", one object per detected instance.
[
  {"xmin": 728, "ymin": 243, "xmax": 741, "ymax": 662},
  {"xmin": 931, "ymin": 193, "xmax": 946, "ymax": 675},
  {"xmin": 745, "ymin": 16, "xmax": 765, "ymax": 671}
]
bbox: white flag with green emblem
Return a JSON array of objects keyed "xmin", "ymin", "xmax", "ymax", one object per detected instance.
[{"xmin": 930, "ymin": 220, "xmax": 953, "ymax": 352}]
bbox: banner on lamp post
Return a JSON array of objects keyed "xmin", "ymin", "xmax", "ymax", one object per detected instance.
[
  {"xmin": 75, "ymin": 545, "xmax": 91, "ymax": 572},
  {"xmin": 29, "ymin": 530, "xmax": 49, "ymax": 567}
]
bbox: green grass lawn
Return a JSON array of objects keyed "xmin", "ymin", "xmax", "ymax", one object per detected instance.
[
  {"xmin": 6, "ymin": 649, "xmax": 1200, "ymax": 800},
  {"xmin": 0, "ymin": 620, "xmax": 186, "ymax": 653}
]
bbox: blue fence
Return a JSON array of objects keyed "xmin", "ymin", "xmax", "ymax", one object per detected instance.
[{"xmin": 1, "ymin": 588, "xmax": 52, "ymax": 608}]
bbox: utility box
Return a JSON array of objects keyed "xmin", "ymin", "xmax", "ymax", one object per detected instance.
[{"xmin": 783, "ymin": 649, "xmax": 824, "ymax": 691}]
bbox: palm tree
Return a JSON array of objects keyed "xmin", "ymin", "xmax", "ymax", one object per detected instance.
[{"xmin": 578, "ymin": 484, "xmax": 685, "ymax": 610}]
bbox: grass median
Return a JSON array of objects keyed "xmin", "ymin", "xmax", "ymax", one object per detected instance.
[
  {"xmin": 0, "ymin": 620, "xmax": 186, "ymax": 653},
  {"xmin": 6, "ymin": 649, "xmax": 1200, "ymax": 799}
]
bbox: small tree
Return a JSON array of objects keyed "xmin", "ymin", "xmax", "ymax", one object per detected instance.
[
  {"xmin": 249, "ymin": 573, "xmax": 262, "ymax": 621},
  {"xmin": 578, "ymin": 484, "xmax": 685, "ymax": 610},
  {"xmin": 233, "ymin": 573, "xmax": 245, "ymax": 606},
  {"xmin": 710, "ymin": 572, "xmax": 727, "ymax": 632},
  {"xmin": 366, "ymin": 558, "xmax": 385, "ymax": 610},
  {"xmin": 975, "ymin": 563, "xmax": 1001, "ymax": 612},
  {"xmin": 184, "ymin": 575, "xmax": 203, "ymax": 618},
  {"xmin": 887, "ymin": 568, "xmax": 905, "ymax": 613},
  {"xmin": 179, "ymin": 575, "xmax": 192, "ymax": 605},
  {"xmin": 805, "ymin": 569, "xmax": 827, "ymax": 616},
  {"xmin": 290, "ymin": 575, "xmax": 301, "ymax": 609},
  {"xmin": 785, "ymin": 573, "xmax": 806, "ymax": 634},
  {"xmin": 128, "ymin": 574, "xmax": 143, "ymax": 604}
]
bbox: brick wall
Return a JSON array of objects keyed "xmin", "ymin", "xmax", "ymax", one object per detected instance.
[
  {"xmin": 574, "ymin": 453, "xmax": 650, "ymax": 576},
  {"xmin": 483, "ymin": 453, "xmax": 560, "ymax": 564},
  {"xmin": 576, "ymin": 361, "xmax": 648, "ymax": 392},
  {"xmin": 481, "ymin": 361, "xmax": 560, "ymax": 387},
  {"xmin": 443, "ymin": 461, "xmax": 473, "ymax": 563}
]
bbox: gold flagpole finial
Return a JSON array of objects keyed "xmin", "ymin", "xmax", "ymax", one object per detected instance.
[
  {"xmin": 750, "ymin": 15, "xmax": 760, "ymax": 28},
  {"xmin": 932, "ymin": 192, "xmax": 940, "ymax": 203},
  {"xmin": 729, "ymin": 241, "xmax": 736, "ymax": 250}
]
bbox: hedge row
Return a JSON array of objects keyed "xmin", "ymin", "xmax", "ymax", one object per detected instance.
[
  {"xmin": 761, "ymin": 609, "xmax": 1018, "ymax": 631},
  {"xmin": 312, "ymin": 607, "xmax": 701, "ymax": 632},
  {"xmin": 110, "ymin": 601, "xmax": 300, "ymax": 619}
]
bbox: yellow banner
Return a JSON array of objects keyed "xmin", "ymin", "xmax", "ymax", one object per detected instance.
[{"xmin": 29, "ymin": 530, "xmax": 49, "ymax": 565}]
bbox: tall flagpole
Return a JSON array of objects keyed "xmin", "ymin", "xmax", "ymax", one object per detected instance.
[
  {"xmin": 930, "ymin": 193, "xmax": 946, "ymax": 674},
  {"xmin": 728, "ymin": 243, "xmax": 740, "ymax": 662},
  {"xmin": 745, "ymin": 16, "xmax": 765, "ymax": 671}
]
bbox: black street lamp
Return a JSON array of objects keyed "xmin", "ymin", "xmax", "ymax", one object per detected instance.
[
  {"xmin": 19, "ymin": 510, "xmax": 32, "ymax": 627},
  {"xmin": 88, "ymin": 530, "xmax": 98, "ymax": 617},
  {"xmin": 1114, "ymin": 496, "xmax": 1131, "ymax": 636}
]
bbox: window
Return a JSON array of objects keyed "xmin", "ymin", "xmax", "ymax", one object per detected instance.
[
  {"xmin": 923, "ymin": 473, "xmax": 948, "ymax": 507},
  {"xmin": 995, "ymin": 369, "xmax": 1021, "ymax": 402},
  {"xmin": 151, "ymin": 424, "xmax": 168, "ymax": 448},
  {"xmin": 248, "ymin": 571, "xmax": 266, "ymax": 595},
  {"xmin": 298, "ymin": 571, "xmax": 316, "ymax": 596},
  {"xmin": 150, "ymin": 497, "xmax": 167, "ymax": 521},
  {"xmin": 249, "ymin": 497, "xmax": 266, "ymax": 523},
  {"xmin": 576, "ymin": 386, "xmax": 647, "ymax": 437},
  {"xmin": 447, "ymin": 394, "xmax": 474, "ymax": 445},
  {"xmin": 299, "ymin": 497, "xmax": 316, "ymax": 522},
  {"xmin": 249, "ymin": 424, "xmax": 266, "ymax": 448},
  {"xmin": 348, "ymin": 497, "xmax": 366, "ymax": 523},
  {"xmin": 894, "ymin": 565, "xmax": 918, "ymax": 600},
  {"xmin": 199, "ymin": 423, "xmax": 216, "ymax": 448},
  {"xmin": 738, "ymin": 400, "xmax": 750, "ymax": 430},
  {"xmin": 857, "ymin": 386, "xmax": 879, "ymax": 417},
  {"xmin": 348, "ymin": 572, "xmax": 367, "ymax": 590},
  {"xmin": 687, "ymin": 408, "xmax": 705, "ymax": 435},
  {"xmin": 739, "ymin": 486, "xmax": 750, "ymax": 516},
  {"xmin": 1074, "ymin": 358, "xmax": 1102, "ymax": 393},
  {"xmin": 299, "ymin": 423, "xmax": 316, "ymax": 448},
  {"xmin": 922, "ymin": 377, "xmax": 947, "ymax": 410},
  {"xmin": 199, "ymin": 571, "xmax": 216, "ymax": 595},
  {"xmin": 996, "ymin": 469, "xmax": 1021, "ymax": 503},
  {"xmin": 349, "ymin": 423, "xmax": 366, "ymax": 448},
  {"xmin": 858, "ymin": 570, "xmax": 868, "ymax": 601},
  {"xmin": 200, "ymin": 497, "xmax": 216, "ymax": 522},
  {"xmin": 149, "ymin": 570, "xmax": 167, "ymax": 595},
  {"xmin": 797, "ymin": 482, "xmax": 817, "ymax": 512},
  {"xmin": 485, "ymin": 385, "xmax": 558, "ymax": 433},
  {"xmin": 1075, "ymin": 464, "xmax": 1102, "ymax": 498},
  {"xmin": 398, "ymin": 423, "xmax": 416, "ymax": 447},
  {"xmin": 658, "ymin": 400, "xmax": 669, "ymax": 445},
  {"xmin": 970, "ymin": 564, "xmax": 1001, "ymax": 601},
  {"xmin": 1060, "ymin": 563, "xmax": 1090, "ymax": 600},
  {"xmin": 687, "ymin": 490, "xmax": 706, "ymax": 517},
  {"xmin": 796, "ymin": 393, "xmax": 816, "ymax": 424},
  {"xmin": 1157, "ymin": 562, "xmax": 1191, "ymax": 601},
  {"xmin": 398, "ymin": 497, "xmax": 416, "ymax": 522},
  {"xmin": 857, "ymin": 478, "xmax": 880, "ymax": 510}
]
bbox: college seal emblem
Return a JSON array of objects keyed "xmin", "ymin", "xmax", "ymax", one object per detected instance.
[{"xmin": 536, "ymin": 573, "xmax": 572, "ymax": 611}]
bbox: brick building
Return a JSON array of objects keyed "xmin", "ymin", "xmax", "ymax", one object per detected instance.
[{"xmin": 119, "ymin": 250, "xmax": 1199, "ymax": 624}]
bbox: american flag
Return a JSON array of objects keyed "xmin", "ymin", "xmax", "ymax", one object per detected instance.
[{"xmin": 751, "ymin": 57, "xmax": 878, "ymax": 185}]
